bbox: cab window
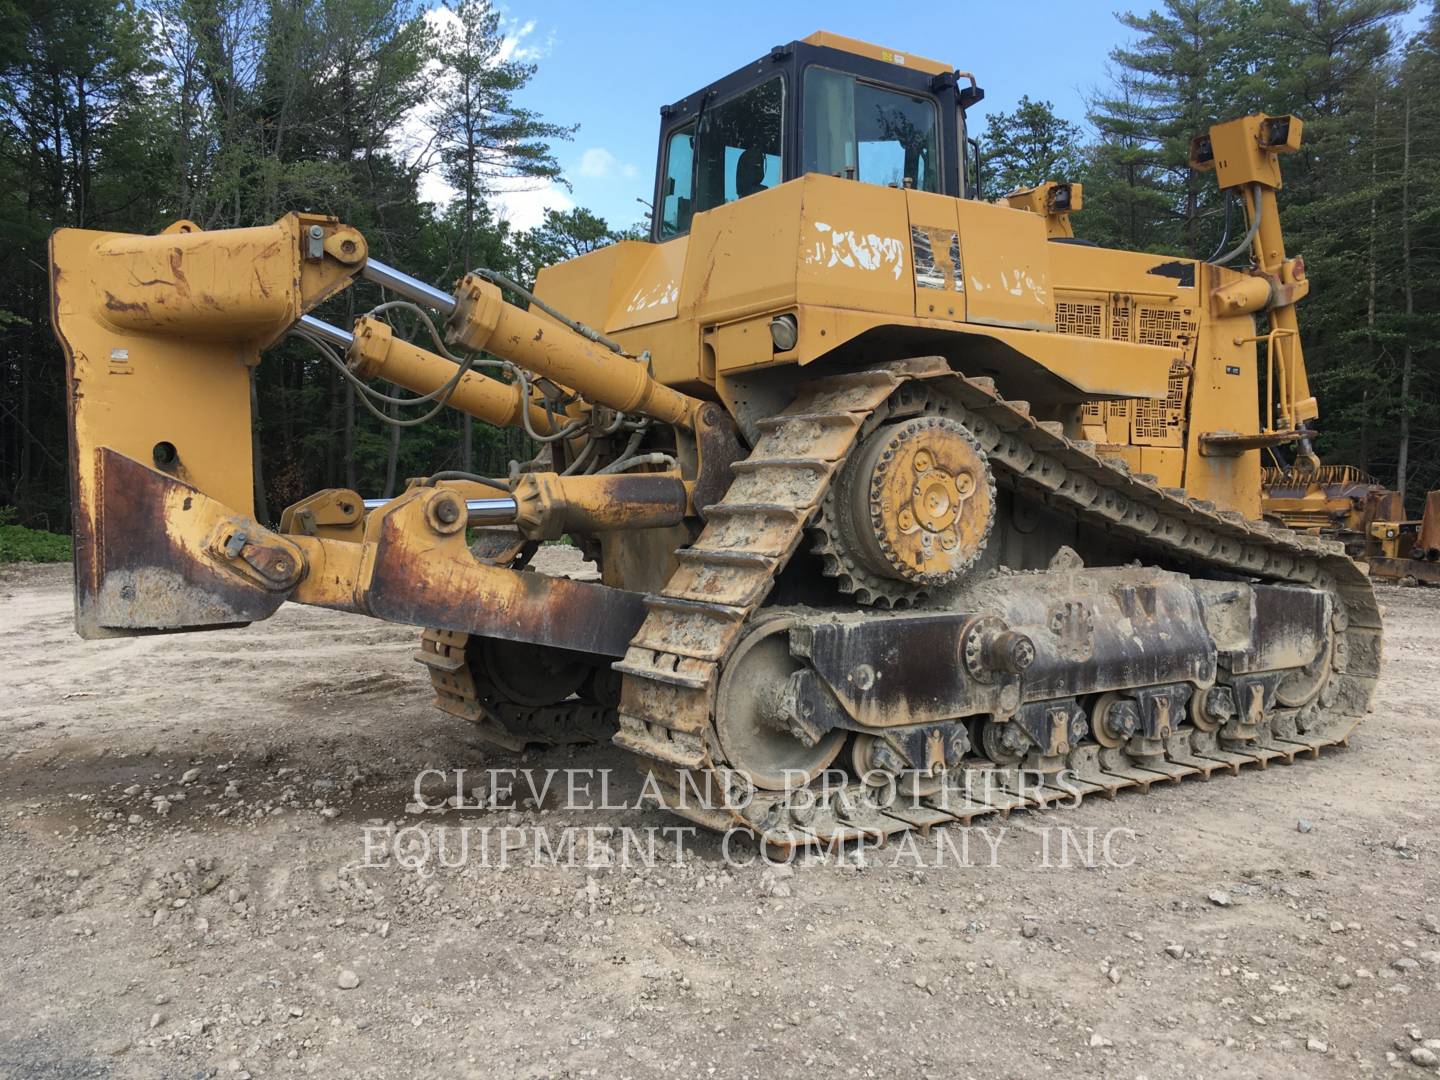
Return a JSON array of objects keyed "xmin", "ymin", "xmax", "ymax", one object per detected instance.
[
  {"xmin": 660, "ymin": 124, "xmax": 695, "ymax": 238},
  {"xmin": 659, "ymin": 76, "xmax": 783, "ymax": 238},
  {"xmin": 803, "ymin": 67, "xmax": 940, "ymax": 192}
]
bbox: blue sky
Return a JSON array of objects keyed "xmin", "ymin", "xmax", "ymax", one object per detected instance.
[
  {"xmin": 427, "ymin": 0, "xmax": 1133, "ymax": 229},
  {"xmin": 434, "ymin": 0, "xmax": 1425, "ymax": 231}
]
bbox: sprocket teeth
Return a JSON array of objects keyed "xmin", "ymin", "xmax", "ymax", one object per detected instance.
[{"xmin": 813, "ymin": 394, "xmax": 994, "ymax": 606}]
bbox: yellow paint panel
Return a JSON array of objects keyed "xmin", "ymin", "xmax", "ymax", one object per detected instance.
[
  {"xmin": 609, "ymin": 240, "xmax": 687, "ymax": 330},
  {"xmin": 51, "ymin": 226, "xmax": 292, "ymax": 524},
  {"xmin": 800, "ymin": 31, "xmax": 951, "ymax": 75},
  {"xmin": 685, "ymin": 181, "xmax": 804, "ymax": 325},
  {"xmin": 795, "ymin": 175, "xmax": 911, "ymax": 317},
  {"xmin": 955, "ymin": 201, "xmax": 1055, "ymax": 331},
  {"xmin": 905, "ymin": 190, "xmax": 965, "ymax": 322},
  {"xmin": 534, "ymin": 239, "xmax": 689, "ymax": 334},
  {"xmin": 1139, "ymin": 447, "xmax": 1185, "ymax": 488},
  {"xmin": 712, "ymin": 315, "xmax": 778, "ymax": 373},
  {"xmin": 1182, "ymin": 301, "xmax": 1262, "ymax": 517},
  {"xmin": 1047, "ymin": 242, "xmax": 1188, "ymax": 300}
]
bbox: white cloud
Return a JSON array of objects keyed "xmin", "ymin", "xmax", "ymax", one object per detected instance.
[
  {"xmin": 621, "ymin": 162, "xmax": 640, "ymax": 179},
  {"xmin": 416, "ymin": 168, "xmax": 573, "ymax": 231},
  {"xmin": 417, "ymin": 169, "xmax": 457, "ymax": 207},
  {"xmin": 499, "ymin": 18, "xmax": 550, "ymax": 62},
  {"xmin": 493, "ymin": 180, "xmax": 575, "ymax": 230},
  {"xmin": 578, "ymin": 147, "xmax": 618, "ymax": 178}
]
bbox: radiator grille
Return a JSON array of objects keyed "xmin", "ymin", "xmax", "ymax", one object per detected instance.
[
  {"xmin": 1056, "ymin": 301, "xmax": 1103, "ymax": 338},
  {"xmin": 1110, "ymin": 299, "xmax": 1133, "ymax": 342},
  {"xmin": 1132, "ymin": 360, "xmax": 1190, "ymax": 442},
  {"xmin": 1055, "ymin": 293, "xmax": 1194, "ymax": 448},
  {"xmin": 1137, "ymin": 306, "xmax": 1197, "ymax": 349}
]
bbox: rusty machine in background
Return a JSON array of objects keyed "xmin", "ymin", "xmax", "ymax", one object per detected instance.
[
  {"xmin": 1262, "ymin": 465, "xmax": 1440, "ymax": 585},
  {"xmin": 49, "ymin": 33, "xmax": 1379, "ymax": 848}
]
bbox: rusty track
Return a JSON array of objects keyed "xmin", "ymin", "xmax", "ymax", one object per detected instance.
[
  {"xmin": 422, "ymin": 361, "xmax": 1381, "ymax": 849},
  {"xmin": 417, "ymin": 629, "xmax": 617, "ymax": 750},
  {"xmin": 613, "ymin": 361, "xmax": 1380, "ymax": 847}
]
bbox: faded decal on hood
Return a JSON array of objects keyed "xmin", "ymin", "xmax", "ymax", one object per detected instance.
[
  {"xmin": 805, "ymin": 221, "xmax": 906, "ymax": 280},
  {"xmin": 625, "ymin": 278, "xmax": 679, "ymax": 314}
]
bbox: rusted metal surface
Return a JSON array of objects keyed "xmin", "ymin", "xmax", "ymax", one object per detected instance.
[
  {"xmin": 690, "ymin": 402, "xmax": 744, "ymax": 517},
  {"xmin": 1368, "ymin": 556, "xmax": 1440, "ymax": 586},
  {"xmin": 510, "ymin": 472, "xmax": 687, "ymax": 540},
  {"xmin": 608, "ymin": 364, "xmax": 1380, "ymax": 851},
  {"xmin": 793, "ymin": 568, "xmax": 1232, "ymax": 730},
  {"xmin": 84, "ymin": 449, "xmax": 288, "ymax": 636},
  {"xmin": 1414, "ymin": 490, "xmax": 1440, "ymax": 559},
  {"xmin": 362, "ymin": 494, "xmax": 647, "ymax": 658},
  {"xmin": 1199, "ymin": 429, "xmax": 1307, "ymax": 456}
]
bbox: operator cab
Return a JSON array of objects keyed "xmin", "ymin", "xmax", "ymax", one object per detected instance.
[{"xmin": 651, "ymin": 31, "xmax": 984, "ymax": 241}]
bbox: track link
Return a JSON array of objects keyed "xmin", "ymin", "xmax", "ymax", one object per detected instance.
[
  {"xmin": 416, "ymin": 630, "xmax": 616, "ymax": 750},
  {"xmin": 610, "ymin": 361, "xmax": 1381, "ymax": 848}
]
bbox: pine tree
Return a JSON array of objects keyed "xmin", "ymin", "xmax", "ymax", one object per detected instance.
[
  {"xmin": 979, "ymin": 96, "xmax": 1085, "ymax": 195},
  {"xmin": 429, "ymin": 0, "xmax": 571, "ymax": 469},
  {"xmin": 1085, "ymin": 0, "xmax": 1246, "ymax": 255}
]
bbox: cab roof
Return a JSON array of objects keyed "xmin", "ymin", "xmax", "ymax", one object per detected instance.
[{"xmin": 799, "ymin": 31, "xmax": 952, "ymax": 78}]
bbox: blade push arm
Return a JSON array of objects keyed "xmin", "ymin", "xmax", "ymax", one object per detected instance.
[{"xmin": 50, "ymin": 214, "xmax": 723, "ymax": 644}]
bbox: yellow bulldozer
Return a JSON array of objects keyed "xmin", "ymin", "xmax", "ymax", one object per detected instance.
[
  {"xmin": 1262, "ymin": 464, "xmax": 1440, "ymax": 585},
  {"xmin": 48, "ymin": 32, "xmax": 1379, "ymax": 847}
]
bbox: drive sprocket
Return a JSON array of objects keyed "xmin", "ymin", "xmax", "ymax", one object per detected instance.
[{"xmin": 814, "ymin": 413, "xmax": 995, "ymax": 607}]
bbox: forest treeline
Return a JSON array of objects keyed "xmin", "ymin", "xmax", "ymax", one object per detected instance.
[{"xmin": 3, "ymin": 0, "xmax": 1437, "ymax": 530}]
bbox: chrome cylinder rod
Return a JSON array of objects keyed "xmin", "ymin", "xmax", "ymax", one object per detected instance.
[
  {"xmin": 362, "ymin": 258, "xmax": 457, "ymax": 316},
  {"xmin": 362, "ymin": 496, "xmax": 517, "ymax": 525},
  {"xmin": 297, "ymin": 314, "xmax": 354, "ymax": 350}
]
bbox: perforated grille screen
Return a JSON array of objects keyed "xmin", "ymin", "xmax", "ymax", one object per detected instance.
[
  {"xmin": 1056, "ymin": 301, "xmax": 1103, "ymax": 338},
  {"xmin": 1053, "ymin": 290, "xmax": 1194, "ymax": 448},
  {"xmin": 1133, "ymin": 360, "xmax": 1190, "ymax": 442},
  {"xmin": 1110, "ymin": 299, "xmax": 1132, "ymax": 342},
  {"xmin": 1137, "ymin": 306, "xmax": 1197, "ymax": 349}
]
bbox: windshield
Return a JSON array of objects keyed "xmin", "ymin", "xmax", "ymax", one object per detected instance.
[
  {"xmin": 659, "ymin": 76, "xmax": 783, "ymax": 238},
  {"xmin": 803, "ymin": 67, "xmax": 940, "ymax": 192}
]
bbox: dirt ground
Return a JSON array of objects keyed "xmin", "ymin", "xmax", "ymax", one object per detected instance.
[{"xmin": 2, "ymin": 554, "xmax": 1438, "ymax": 1080}]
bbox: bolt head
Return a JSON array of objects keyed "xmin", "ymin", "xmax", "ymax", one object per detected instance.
[
  {"xmin": 435, "ymin": 499, "xmax": 461, "ymax": 524},
  {"xmin": 850, "ymin": 664, "xmax": 876, "ymax": 691},
  {"xmin": 1009, "ymin": 636, "xmax": 1036, "ymax": 671}
]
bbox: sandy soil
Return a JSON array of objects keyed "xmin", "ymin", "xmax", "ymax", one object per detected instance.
[{"xmin": 1, "ymin": 555, "xmax": 1438, "ymax": 1079}]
